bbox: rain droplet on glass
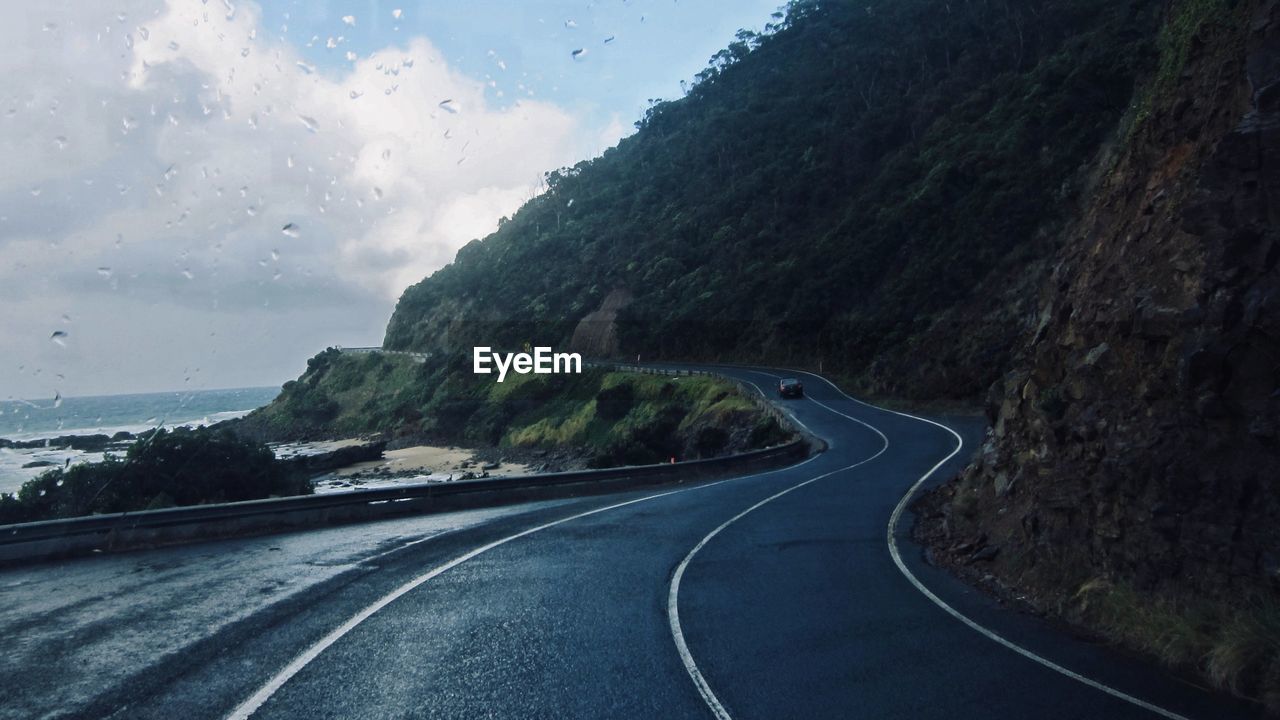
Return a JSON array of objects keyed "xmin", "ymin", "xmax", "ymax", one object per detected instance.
[
  {"xmin": 392, "ymin": 9, "xmax": 403, "ymax": 19},
  {"xmin": 341, "ymin": 15, "xmax": 356, "ymax": 26},
  {"xmin": 298, "ymin": 114, "xmax": 319, "ymax": 133},
  {"xmin": 572, "ymin": 48, "xmax": 587, "ymax": 60},
  {"xmin": 438, "ymin": 98, "xmax": 459, "ymax": 114},
  {"xmin": 281, "ymin": 223, "xmax": 300, "ymax": 237},
  {"xmin": 50, "ymin": 330, "xmax": 68, "ymax": 346}
]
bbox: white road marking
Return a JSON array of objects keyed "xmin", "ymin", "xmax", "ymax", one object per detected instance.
[
  {"xmin": 780, "ymin": 369, "xmax": 1194, "ymax": 720},
  {"xmin": 226, "ymin": 455, "xmax": 821, "ymax": 720},
  {"xmin": 668, "ymin": 372, "xmax": 890, "ymax": 720},
  {"xmin": 232, "ymin": 364, "xmax": 1193, "ymax": 720}
]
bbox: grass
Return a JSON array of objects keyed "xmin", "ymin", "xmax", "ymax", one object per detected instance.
[
  {"xmin": 501, "ymin": 373, "xmax": 763, "ymax": 460},
  {"xmin": 1128, "ymin": 0, "xmax": 1233, "ymax": 138},
  {"xmin": 1208, "ymin": 600, "xmax": 1280, "ymax": 699},
  {"xmin": 506, "ymin": 401, "xmax": 597, "ymax": 447},
  {"xmin": 245, "ymin": 353, "xmax": 783, "ymax": 466},
  {"xmin": 1075, "ymin": 577, "xmax": 1280, "ymax": 709}
]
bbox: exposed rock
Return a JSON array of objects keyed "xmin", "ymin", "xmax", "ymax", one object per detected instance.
[
  {"xmin": 969, "ymin": 546, "xmax": 1000, "ymax": 563},
  {"xmin": 919, "ymin": 0, "xmax": 1280, "ymax": 704},
  {"xmin": 568, "ymin": 288, "xmax": 632, "ymax": 358},
  {"xmin": 964, "ymin": 0, "xmax": 1279, "ymax": 599},
  {"xmin": 281, "ymin": 441, "xmax": 387, "ymax": 477}
]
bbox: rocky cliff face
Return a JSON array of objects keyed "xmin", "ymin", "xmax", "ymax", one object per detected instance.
[
  {"xmin": 923, "ymin": 0, "xmax": 1280, "ymax": 704},
  {"xmin": 568, "ymin": 288, "xmax": 632, "ymax": 358}
]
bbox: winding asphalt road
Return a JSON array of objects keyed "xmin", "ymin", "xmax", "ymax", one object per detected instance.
[{"xmin": 0, "ymin": 367, "xmax": 1260, "ymax": 719}]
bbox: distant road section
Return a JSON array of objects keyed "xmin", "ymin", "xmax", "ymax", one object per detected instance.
[{"xmin": 334, "ymin": 346, "xmax": 430, "ymax": 363}]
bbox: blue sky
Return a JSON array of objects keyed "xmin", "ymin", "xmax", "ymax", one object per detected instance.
[{"xmin": 260, "ymin": 0, "xmax": 784, "ymax": 137}]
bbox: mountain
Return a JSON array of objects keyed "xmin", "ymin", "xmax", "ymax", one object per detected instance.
[
  {"xmin": 922, "ymin": 0, "xmax": 1280, "ymax": 706},
  {"xmin": 315, "ymin": 0, "xmax": 1280, "ymax": 705},
  {"xmin": 384, "ymin": 0, "xmax": 1160, "ymax": 404}
]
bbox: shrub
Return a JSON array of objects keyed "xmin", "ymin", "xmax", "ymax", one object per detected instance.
[
  {"xmin": 0, "ymin": 428, "xmax": 309, "ymax": 523},
  {"xmin": 748, "ymin": 416, "xmax": 788, "ymax": 447},
  {"xmin": 595, "ymin": 382, "xmax": 636, "ymax": 420},
  {"xmin": 695, "ymin": 427, "xmax": 730, "ymax": 457}
]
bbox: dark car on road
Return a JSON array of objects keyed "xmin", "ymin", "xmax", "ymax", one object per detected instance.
[{"xmin": 778, "ymin": 378, "xmax": 804, "ymax": 398}]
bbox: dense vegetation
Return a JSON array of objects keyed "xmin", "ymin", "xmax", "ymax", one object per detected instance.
[
  {"xmin": 0, "ymin": 428, "xmax": 307, "ymax": 524},
  {"xmin": 233, "ymin": 350, "xmax": 790, "ymax": 467},
  {"xmin": 385, "ymin": 0, "xmax": 1160, "ymax": 403}
]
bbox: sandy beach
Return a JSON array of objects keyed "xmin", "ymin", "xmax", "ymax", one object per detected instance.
[{"xmin": 311, "ymin": 443, "xmax": 530, "ymax": 493}]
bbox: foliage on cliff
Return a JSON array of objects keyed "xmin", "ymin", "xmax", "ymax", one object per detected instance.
[
  {"xmin": 922, "ymin": 0, "xmax": 1280, "ymax": 707},
  {"xmin": 385, "ymin": 0, "xmax": 1160, "ymax": 404},
  {"xmin": 232, "ymin": 350, "xmax": 789, "ymax": 467}
]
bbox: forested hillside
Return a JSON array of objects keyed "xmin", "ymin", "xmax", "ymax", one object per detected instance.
[
  {"xmin": 386, "ymin": 0, "xmax": 1161, "ymax": 403},
  {"xmin": 269, "ymin": 0, "xmax": 1280, "ymax": 707},
  {"xmin": 920, "ymin": 0, "xmax": 1280, "ymax": 706}
]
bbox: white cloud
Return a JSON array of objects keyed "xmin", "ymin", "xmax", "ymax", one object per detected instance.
[{"xmin": 0, "ymin": 1, "xmax": 589, "ymax": 397}]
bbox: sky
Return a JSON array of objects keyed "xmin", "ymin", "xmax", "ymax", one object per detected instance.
[{"xmin": 0, "ymin": 0, "xmax": 783, "ymax": 400}]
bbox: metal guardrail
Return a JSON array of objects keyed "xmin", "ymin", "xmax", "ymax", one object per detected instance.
[
  {"xmin": 0, "ymin": 362, "xmax": 818, "ymax": 565},
  {"xmin": 0, "ymin": 441, "xmax": 811, "ymax": 566},
  {"xmin": 336, "ymin": 346, "xmax": 431, "ymax": 363}
]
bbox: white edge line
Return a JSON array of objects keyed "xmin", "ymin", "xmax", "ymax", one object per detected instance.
[
  {"xmin": 668, "ymin": 377, "xmax": 890, "ymax": 720},
  {"xmin": 226, "ymin": 455, "xmax": 821, "ymax": 720},
  {"xmin": 777, "ymin": 368, "xmax": 1193, "ymax": 720}
]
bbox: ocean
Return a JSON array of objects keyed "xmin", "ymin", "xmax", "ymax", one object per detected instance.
[{"xmin": 0, "ymin": 386, "xmax": 281, "ymax": 494}]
